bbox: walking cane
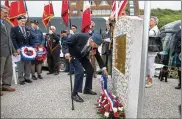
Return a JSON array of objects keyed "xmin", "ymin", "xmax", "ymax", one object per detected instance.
[{"xmin": 69, "ymin": 58, "xmax": 74, "ymax": 110}]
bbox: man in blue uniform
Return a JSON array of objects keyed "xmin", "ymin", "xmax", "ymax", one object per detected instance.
[{"xmin": 30, "ymin": 20, "xmax": 45, "ymax": 80}]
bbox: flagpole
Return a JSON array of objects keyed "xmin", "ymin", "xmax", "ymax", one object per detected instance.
[
  {"xmin": 137, "ymin": 1, "xmax": 151, "ymax": 118},
  {"xmin": 68, "ymin": 0, "xmax": 72, "ymax": 30}
]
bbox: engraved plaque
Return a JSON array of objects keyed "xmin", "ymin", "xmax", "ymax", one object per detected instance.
[{"xmin": 115, "ymin": 34, "xmax": 126, "ymax": 74}]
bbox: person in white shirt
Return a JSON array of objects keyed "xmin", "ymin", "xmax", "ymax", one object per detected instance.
[{"xmin": 145, "ymin": 16, "xmax": 160, "ymax": 88}]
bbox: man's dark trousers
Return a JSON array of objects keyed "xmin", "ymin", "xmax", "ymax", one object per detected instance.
[{"xmin": 71, "ymin": 56, "xmax": 94, "ymax": 93}]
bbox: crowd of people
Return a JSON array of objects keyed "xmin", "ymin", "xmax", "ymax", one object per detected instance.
[{"xmin": 0, "ymin": 5, "xmax": 111, "ymax": 100}]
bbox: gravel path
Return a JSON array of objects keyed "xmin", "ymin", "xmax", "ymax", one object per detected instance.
[{"xmin": 1, "ymin": 72, "xmax": 181, "ymax": 118}]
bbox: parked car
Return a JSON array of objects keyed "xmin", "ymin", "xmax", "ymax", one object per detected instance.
[{"xmin": 154, "ymin": 20, "xmax": 181, "ymax": 77}]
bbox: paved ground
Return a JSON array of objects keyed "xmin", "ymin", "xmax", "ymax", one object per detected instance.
[
  {"xmin": 143, "ymin": 77, "xmax": 181, "ymax": 118},
  {"xmin": 1, "ymin": 71, "xmax": 181, "ymax": 118}
]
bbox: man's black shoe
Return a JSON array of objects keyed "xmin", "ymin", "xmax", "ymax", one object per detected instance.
[
  {"xmin": 72, "ymin": 94, "xmax": 84, "ymax": 102},
  {"xmin": 38, "ymin": 75, "xmax": 43, "ymax": 79},
  {"xmin": 47, "ymin": 72, "xmax": 54, "ymax": 75},
  {"xmin": 83, "ymin": 89, "xmax": 97, "ymax": 95},
  {"xmin": 25, "ymin": 79, "xmax": 32, "ymax": 83},
  {"xmin": 54, "ymin": 72, "xmax": 59, "ymax": 75},
  {"xmin": 68, "ymin": 72, "xmax": 74, "ymax": 75},
  {"xmin": 32, "ymin": 75, "xmax": 37, "ymax": 80},
  {"xmin": 175, "ymin": 85, "xmax": 181, "ymax": 89},
  {"xmin": 20, "ymin": 81, "xmax": 25, "ymax": 85}
]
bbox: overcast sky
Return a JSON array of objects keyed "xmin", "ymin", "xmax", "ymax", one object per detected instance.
[{"xmin": 1, "ymin": 1, "xmax": 181, "ymax": 17}]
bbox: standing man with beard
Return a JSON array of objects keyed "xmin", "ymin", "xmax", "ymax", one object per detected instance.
[
  {"xmin": 46, "ymin": 26, "xmax": 61, "ymax": 75},
  {"xmin": 30, "ymin": 20, "xmax": 45, "ymax": 80},
  {"xmin": 11, "ymin": 15, "xmax": 33, "ymax": 85}
]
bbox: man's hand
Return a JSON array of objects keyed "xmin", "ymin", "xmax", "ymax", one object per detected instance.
[
  {"xmin": 34, "ymin": 48, "xmax": 37, "ymax": 52},
  {"xmin": 17, "ymin": 49, "xmax": 20, "ymax": 54},
  {"xmin": 103, "ymin": 69, "xmax": 108, "ymax": 77},
  {"xmin": 65, "ymin": 53, "xmax": 70, "ymax": 60},
  {"xmin": 13, "ymin": 52, "xmax": 18, "ymax": 57},
  {"xmin": 49, "ymin": 30, "xmax": 53, "ymax": 34}
]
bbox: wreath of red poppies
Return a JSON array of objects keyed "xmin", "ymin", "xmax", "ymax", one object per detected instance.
[{"xmin": 35, "ymin": 46, "xmax": 47, "ymax": 61}]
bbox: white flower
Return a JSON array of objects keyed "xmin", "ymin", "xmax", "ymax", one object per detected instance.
[
  {"xmin": 98, "ymin": 104, "xmax": 100, "ymax": 107},
  {"xmin": 118, "ymin": 107, "xmax": 124, "ymax": 111},
  {"xmin": 104, "ymin": 97, "xmax": 107, "ymax": 100},
  {"xmin": 113, "ymin": 107, "xmax": 118, "ymax": 113},
  {"xmin": 104, "ymin": 112, "xmax": 109, "ymax": 118},
  {"xmin": 102, "ymin": 100, "xmax": 106, "ymax": 103},
  {"xmin": 112, "ymin": 95, "xmax": 116, "ymax": 98}
]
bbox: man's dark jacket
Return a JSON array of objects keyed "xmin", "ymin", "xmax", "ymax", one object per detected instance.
[
  {"xmin": 65, "ymin": 33, "xmax": 105, "ymax": 69},
  {"xmin": 11, "ymin": 26, "xmax": 32, "ymax": 50}
]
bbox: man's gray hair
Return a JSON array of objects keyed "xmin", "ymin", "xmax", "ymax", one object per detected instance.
[
  {"xmin": 151, "ymin": 16, "xmax": 159, "ymax": 25},
  {"xmin": 1, "ymin": 5, "xmax": 9, "ymax": 11}
]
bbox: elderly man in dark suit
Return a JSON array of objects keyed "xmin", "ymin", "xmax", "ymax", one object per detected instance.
[
  {"xmin": 65, "ymin": 33, "xmax": 108, "ymax": 102},
  {"xmin": 11, "ymin": 15, "xmax": 33, "ymax": 85},
  {"xmin": 0, "ymin": 5, "xmax": 18, "ymax": 96}
]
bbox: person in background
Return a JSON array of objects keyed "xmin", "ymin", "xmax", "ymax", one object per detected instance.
[
  {"xmin": 0, "ymin": 5, "xmax": 18, "ymax": 96},
  {"xmin": 145, "ymin": 16, "xmax": 160, "ymax": 88},
  {"xmin": 46, "ymin": 26, "xmax": 61, "ymax": 75},
  {"xmin": 61, "ymin": 30, "xmax": 70, "ymax": 73},
  {"xmin": 29, "ymin": 20, "xmax": 45, "ymax": 80},
  {"xmin": 11, "ymin": 15, "xmax": 33, "ymax": 85},
  {"xmin": 172, "ymin": 29, "xmax": 181, "ymax": 89},
  {"xmin": 70, "ymin": 25, "xmax": 78, "ymax": 34},
  {"xmin": 101, "ymin": 21, "xmax": 112, "ymax": 75}
]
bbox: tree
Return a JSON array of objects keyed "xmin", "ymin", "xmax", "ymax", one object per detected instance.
[{"xmin": 139, "ymin": 8, "xmax": 181, "ymax": 28}]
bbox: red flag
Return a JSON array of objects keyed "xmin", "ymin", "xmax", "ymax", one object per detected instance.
[
  {"xmin": 8, "ymin": 1, "xmax": 27, "ymax": 26},
  {"xmin": 61, "ymin": 0, "xmax": 69, "ymax": 26},
  {"xmin": 81, "ymin": 1, "xmax": 91, "ymax": 33},
  {"xmin": 111, "ymin": 0, "xmax": 116, "ymax": 17},
  {"xmin": 42, "ymin": 3, "xmax": 54, "ymax": 28},
  {"xmin": 4, "ymin": 0, "xmax": 10, "ymax": 8},
  {"xmin": 118, "ymin": 0, "xmax": 128, "ymax": 16}
]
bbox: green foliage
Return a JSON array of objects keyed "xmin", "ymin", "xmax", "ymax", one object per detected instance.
[{"xmin": 139, "ymin": 8, "xmax": 181, "ymax": 28}]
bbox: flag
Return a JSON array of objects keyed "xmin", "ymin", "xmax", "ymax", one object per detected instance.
[
  {"xmin": 111, "ymin": 0, "xmax": 116, "ymax": 17},
  {"xmin": 42, "ymin": 3, "xmax": 54, "ymax": 28},
  {"xmin": 61, "ymin": 0, "xmax": 69, "ymax": 26},
  {"xmin": 8, "ymin": 0, "xmax": 27, "ymax": 26},
  {"xmin": 4, "ymin": 0, "xmax": 10, "ymax": 8},
  {"xmin": 118, "ymin": 0, "xmax": 128, "ymax": 16},
  {"xmin": 81, "ymin": 1, "xmax": 91, "ymax": 33}
]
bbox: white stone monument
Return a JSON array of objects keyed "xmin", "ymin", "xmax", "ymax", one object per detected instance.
[{"xmin": 111, "ymin": 16, "xmax": 143, "ymax": 118}]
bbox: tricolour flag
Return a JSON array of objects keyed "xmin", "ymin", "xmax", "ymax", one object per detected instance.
[
  {"xmin": 61, "ymin": 0, "xmax": 69, "ymax": 26},
  {"xmin": 81, "ymin": 1, "xmax": 91, "ymax": 33},
  {"xmin": 118, "ymin": 0, "xmax": 128, "ymax": 16},
  {"xmin": 111, "ymin": 0, "xmax": 116, "ymax": 17}
]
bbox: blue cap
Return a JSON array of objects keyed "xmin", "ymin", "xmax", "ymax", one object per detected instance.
[{"xmin": 90, "ymin": 33, "xmax": 102, "ymax": 46}]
